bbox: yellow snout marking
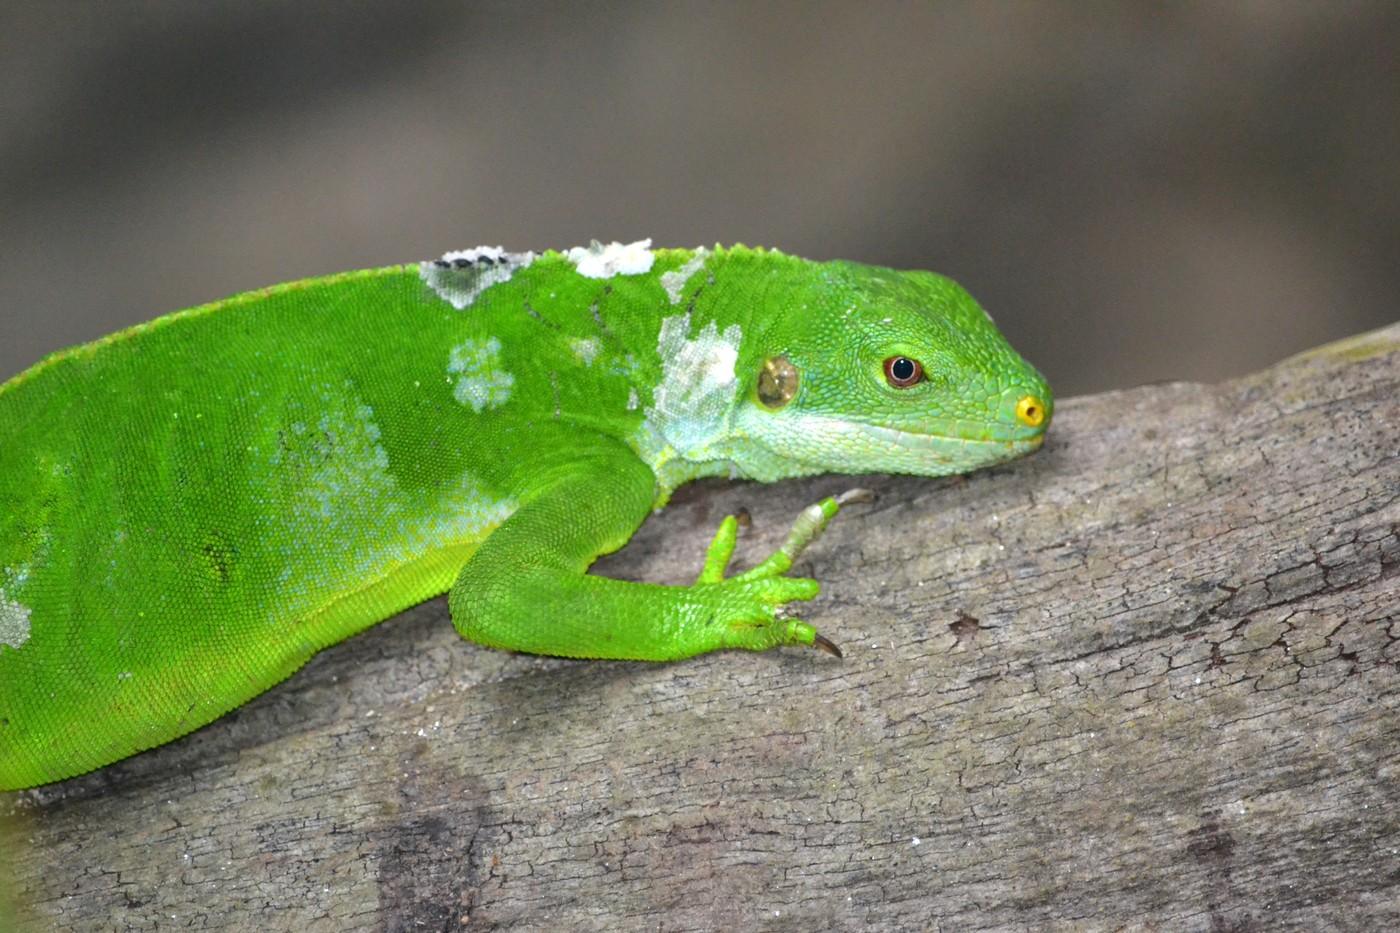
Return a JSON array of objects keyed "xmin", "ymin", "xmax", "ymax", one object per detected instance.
[{"xmin": 1016, "ymin": 395, "xmax": 1046, "ymax": 428}]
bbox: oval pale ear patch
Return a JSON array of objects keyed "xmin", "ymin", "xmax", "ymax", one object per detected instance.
[{"xmin": 757, "ymin": 356, "xmax": 800, "ymax": 409}]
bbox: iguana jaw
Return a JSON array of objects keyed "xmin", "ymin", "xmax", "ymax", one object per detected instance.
[
  {"xmin": 835, "ymin": 419, "xmax": 1045, "ymax": 475},
  {"xmin": 723, "ymin": 409, "xmax": 1047, "ymax": 481}
]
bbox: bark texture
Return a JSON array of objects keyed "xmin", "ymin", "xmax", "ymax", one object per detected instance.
[{"xmin": 4, "ymin": 325, "xmax": 1398, "ymax": 931}]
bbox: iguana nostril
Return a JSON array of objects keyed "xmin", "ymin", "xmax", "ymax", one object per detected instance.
[{"xmin": 1016, "ymin": 395, "xmax": 1046, "ymax": 428}]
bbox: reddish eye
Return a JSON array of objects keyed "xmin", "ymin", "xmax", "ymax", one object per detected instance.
[{"xmin": 883, "ymin": 356, "xmax": 924, "ymax": 388}]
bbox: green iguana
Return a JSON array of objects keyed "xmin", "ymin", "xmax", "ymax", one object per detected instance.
[{"xmin": 0, "ymin": 240, "xmax": 1051, "ymax": 790}]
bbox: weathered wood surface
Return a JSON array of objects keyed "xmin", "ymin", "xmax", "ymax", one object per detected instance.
[{"xmin": 4, "ymin": 325, "xmax": 1398, "ymax": 931}]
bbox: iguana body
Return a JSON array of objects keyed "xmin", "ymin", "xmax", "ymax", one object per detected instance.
[{"xmin": 0, "ymin": 241, "xmax": 1050, "ymax": 790}]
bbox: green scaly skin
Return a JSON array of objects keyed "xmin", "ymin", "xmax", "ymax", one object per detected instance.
[{"xmin": 0, "ymin": 241, "xmax": 1051, "ymax": 790}]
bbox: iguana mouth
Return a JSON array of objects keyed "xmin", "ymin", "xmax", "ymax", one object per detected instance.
[{"xmin": 853, "ymin": 421, "xmax": 1044, "ymax": 455}]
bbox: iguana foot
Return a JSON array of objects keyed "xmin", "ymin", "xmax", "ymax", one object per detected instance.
[{"xmin": 693, "ymin": 490, "xmax": 872, "ymax": 656}]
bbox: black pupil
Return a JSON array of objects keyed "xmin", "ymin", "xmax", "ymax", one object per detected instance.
[{"xmin": 892, "ymin": 358, "xmax": 915, "ymax": 381}]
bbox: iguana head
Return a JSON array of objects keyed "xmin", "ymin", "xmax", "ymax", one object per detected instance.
[{"xmin": 726, "ymin": 258, "xmax": 1051, "ymax": 481}]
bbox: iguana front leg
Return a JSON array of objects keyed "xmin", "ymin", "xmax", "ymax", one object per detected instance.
[{"xmin": 448, "ymin": 444, "xmax": 860, "ymax": 660}]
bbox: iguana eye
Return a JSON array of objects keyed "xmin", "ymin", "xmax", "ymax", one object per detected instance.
[{"xmin": 883, "ymin": 356, "xmax": 924, "ymax": 388}]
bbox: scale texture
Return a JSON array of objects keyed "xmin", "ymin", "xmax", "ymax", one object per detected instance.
[{"xmin": 0, "ymin": 242, "xmax": 1048, "ymax": 789}]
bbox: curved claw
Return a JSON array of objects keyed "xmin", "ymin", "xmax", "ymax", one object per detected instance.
[{"xmin": 812, "ymin": 633, "xmax": 844, "ymax": 659}]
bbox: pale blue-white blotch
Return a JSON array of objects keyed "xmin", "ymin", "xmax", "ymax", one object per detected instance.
[
  {"xmin": 569, "ymin": 338, "xmax": 602, "ymax": 366},
  {"xmin": 271, "ymin": 393, "xmax": 517, "ymax": 615},
  {"xmin": 0, "ymin": 587, "xmax": 32, "ymax": 651},
  {"xmin": 660, "ymin": 247, "xmax": 709, "ymax": 304},
  {"xmin": 448, "ymin": 337, "xmax": 514, "ymax": 412},
  {"xmin": 635, "ymin": 312, "xmax": 743, "ymax": 480},
  {"xmin": 421, "ymin": 246, "xmax": 536, "ymax": 310}
]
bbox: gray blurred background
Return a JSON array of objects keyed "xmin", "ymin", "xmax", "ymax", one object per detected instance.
[{"xmin": 1, "ymin": 1, "xmax": 1396, "ymax": 394}]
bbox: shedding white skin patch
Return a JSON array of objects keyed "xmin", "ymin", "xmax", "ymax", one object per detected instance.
[
  {"xmin": 636, "ymin": 312, "xmax": 743, "ymax": 478},
  {"xmin": 0, "ymin": 587, "xmax": 32, "ymax": 651},
  {"xmin": 421, "ymin": 246, "xmax": 536, "ymax": 310},
  {"xmin": 660, "ymin": 247, "xmax": 709, "ymax": 304},
  {"xmin": 569, "ymin": 337, "xmax": 601, "ymax": 366},
  {"xmin": 448, "ymin": 337, "xmax": 514, "ymax": 412},
  {"xmin": 566, "ymin": 239, "xmax": 655, "ymax": 278}
]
